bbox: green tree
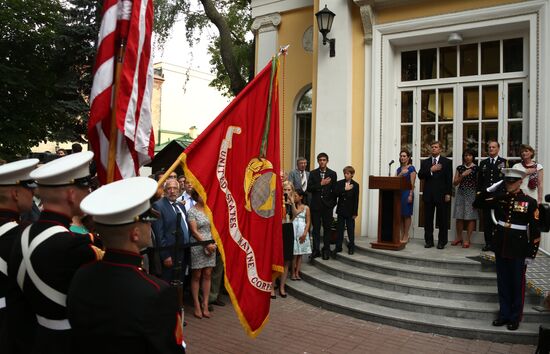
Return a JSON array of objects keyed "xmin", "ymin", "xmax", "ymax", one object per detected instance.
[
  {"xmin": 154, "ymin": 0, "xmax": 254, "ymax": 97},
  {"xmin": 0, "ymin": 0, "xmax": 99, "ymax": 160}
]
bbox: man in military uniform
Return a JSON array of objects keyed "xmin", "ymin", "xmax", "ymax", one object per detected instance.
[
  {"xmin": 473, "ymin": 168, "xmax": 540, "ymax": 331},
  {"xmin": 8, "ymin": 151, "xmax": 103, "ymax": 354},
  {"xmin": 68, "ymin": 177, "xmax": 185, "ymax": 353},
  {"xmin": 477, "ymin": 140, "xmax": 508, "ymax": 251},
  {"xmin": 0, "ymin": 159, "xmax": 38, "ymax": 352}
]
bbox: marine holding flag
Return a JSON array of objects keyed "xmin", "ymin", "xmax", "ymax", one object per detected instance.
[{"xmin": 181, "ymin": 58, "xmax": 284, "ymax": 337}]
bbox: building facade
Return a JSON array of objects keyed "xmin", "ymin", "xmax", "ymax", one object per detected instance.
[{"xmin": 251, "ymin": 0, "xmax": 550, "ymax": 252}]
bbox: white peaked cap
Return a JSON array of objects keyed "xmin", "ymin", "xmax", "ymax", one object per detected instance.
[
  {"xmin": 501, "ymin": 168, "xmax": 527, "ymax": 180},
  {"xmin": 0, "ymin": 159, "xmax": 39, "ymax": 186},
  {"xmin": 30, "ymin": 151, "xmax": 93, "ymax": 186},
  {"xmin": 80, "ymin": 177, "xmax": 158, "ymax": 225}
]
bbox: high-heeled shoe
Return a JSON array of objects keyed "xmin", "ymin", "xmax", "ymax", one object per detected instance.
[
  {"xmin": 462, "ymin": 242, "xmax": 470, "ymax": 248},
  {"xmin": 270, "ymin": 293, "xmax": 276, "ymax": 299},
  {"xmin": 451, "ymin": 239, "xmax": 463, "ymax": 246},
  {"xmin": 279, "ymin": 289, "xmax": 287, "ymax": 298}
]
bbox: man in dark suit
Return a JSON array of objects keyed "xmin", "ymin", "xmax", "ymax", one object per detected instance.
[
  {"xmin": 335, "ymin": 166, "xmax": 360, "ymax": 255},
  {"xmin": 68, "ymin": 177, "xmax": 185, "ymax": 353},
  {"xmin": 477, "ymin": 140, "xmax": 508, "ymax": 251},
  {"xmin": 307, "ymin": 152, "xmax": 337, "ymax": 260},
  {"xmin": 418, "ymin": 141, "xmax": 453, "ymax": 249},
  {"xmin": 152, "ymin": 179, "xmax": 190, "ymax": 283}
]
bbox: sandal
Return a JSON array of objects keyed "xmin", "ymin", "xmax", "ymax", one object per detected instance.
[
  {"xmin": 451, "ymin": 239, "xmax": 463, "ymax": 246},
  {"xmin": 462, "ymin": 242, "xmax": 470, "ymax": 248}
]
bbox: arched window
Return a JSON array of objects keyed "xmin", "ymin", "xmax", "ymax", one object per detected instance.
[{"xmin": 295, "ymin": 87, "xmax": 312, "ymax": 167}]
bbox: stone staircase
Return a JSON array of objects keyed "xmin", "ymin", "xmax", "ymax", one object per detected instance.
[{"xmin": 286, "ymin": 238, "xmax": 550, "ymax": 344}]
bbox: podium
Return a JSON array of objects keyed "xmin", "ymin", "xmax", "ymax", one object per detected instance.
[{"xmin": 369, "ymin": 176, "xmax": 412, "ymax": 250}]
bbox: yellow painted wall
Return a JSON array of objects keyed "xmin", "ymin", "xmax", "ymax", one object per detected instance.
[
  {"xmin": 350, "ymin": 1, "xmax": 365, "ymax": 235},
  {"xmin": 376, "ymin": 0, "xmax": 526, "ymax": 24},
  {"xmin": 277, "ymin": 6, "xmax": 314, "ymax": 173}
]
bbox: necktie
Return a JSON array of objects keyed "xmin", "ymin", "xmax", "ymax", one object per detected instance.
[
  {"xmin": 491, "ymin": 158, "xmax": 495, "ymax": 165},
  {"xmin": 301, "ymin": 172, "xmax": 306, "ymax": 190},
  {"xmin": 172, "ymin": 202, "xmax": 189, "ymax": 243},
  {"xmin": 432, "ymin": 158, "xmax": 437, "ymax": 165},
  {"xmin": 320, "ymin": 171, "xmax": 325, "ymax": 179}
]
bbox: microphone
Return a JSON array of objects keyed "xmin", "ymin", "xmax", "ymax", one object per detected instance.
[
  {"xmin": 389, "ymin": 160, "xmax": 395, "ymax": 165},
  {"xmin": 388, "ymin": 160, "xmax": 395, "ymax": 177}
]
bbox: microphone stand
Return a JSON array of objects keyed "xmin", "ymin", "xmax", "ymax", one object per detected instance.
[
  {"xmin": 388, "ymin": 161, "xmax": 394, "ymax": 177},
  {"xmin": 172, "ymin": 212, "xmax": 185, "ymax": 328}
]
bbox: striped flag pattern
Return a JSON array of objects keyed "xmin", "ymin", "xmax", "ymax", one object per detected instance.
[{"xmin": 89, "ymin": 0, "xmax": 155, "ymax": 184}]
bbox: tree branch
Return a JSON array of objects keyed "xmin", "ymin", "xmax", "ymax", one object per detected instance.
[{"xmin": 199, "ymin": 0, "xmax": 247, "ymax": 96}]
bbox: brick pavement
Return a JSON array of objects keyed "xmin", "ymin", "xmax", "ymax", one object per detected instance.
[{"xmin": 183, "ymin": 294, "xmax": 536, "ymax": 354}]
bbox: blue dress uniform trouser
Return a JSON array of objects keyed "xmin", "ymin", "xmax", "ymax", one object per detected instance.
[{"xmin": 495, "ymin": 254, "xmax": 526, "ymax": 323}]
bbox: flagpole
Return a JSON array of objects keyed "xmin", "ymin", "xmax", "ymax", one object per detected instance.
[{"xmin": 106, "ymin": 42, "xmax": 126, "ymax": 183}]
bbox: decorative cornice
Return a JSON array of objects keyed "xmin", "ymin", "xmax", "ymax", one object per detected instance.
[
  {"xmin": 251, "ymin": 13, "xmax": 281, "ymax": 33},
  {"xmin": 353, "ymin": 1, "xmax": 375, "ymax": 43}
]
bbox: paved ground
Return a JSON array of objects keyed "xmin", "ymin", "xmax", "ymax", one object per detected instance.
[{"xmin": 183, "ymin": 294, "xmax": 536, "ymax": 354}]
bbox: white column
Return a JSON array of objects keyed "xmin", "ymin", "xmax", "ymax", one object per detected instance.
[
  {"xmin": 252, "ymin": 13, "xmax": 281, "ymax": 74},
  {"xmin": 314, "ymin": 0, "xmax": 353, "ymax": 177}
]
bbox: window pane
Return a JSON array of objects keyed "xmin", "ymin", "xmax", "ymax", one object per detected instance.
[
  {"xmin": 439, "ymin": 88, "xmax": 454, "ymax": 121},
  {"xmin": 400, "ymin": 125, "xmax": 413, "ymax": 153},
  {"xmin": 482, "ymin": 85, "xmax": 498, "ymax": 120},
  {"xmin": 439, "ymin": 124, "xmax": 453, "ymax": 157},
  {"xmin": 463, "ymin": 123, "xmax": 479, "ymax": 155},
  {"xmin": 296, "ymin": 113, "xmax": 311, "ymax": 163},
  {"xmin": 481, "ymin": 122, "xmax": 498, "ymax": 157},
  {"xmin": 401, "ymin": 91, "xmax": 413, "ymax": 123},
  {"xmin": 508, "ymin": 121, "xmax": 522, "ymax": 158},
  {"xmin": 440, "ymin": 46, "xmax": 457, "ymax": 78},
  {"xmin": 420, "ymin": 48, "xmax": 437, "ymax": 80},
  {"xmin": 481, "ymin": 41, "xmax": 500, "ymax": 74},
  {"xmin": 421, "ymin": 125, "xmax": 436, "ymax": 157},
  {"xmin": 463, "ymin": 87, "xmax": 479, "ymax": 121},
  {"xmin": 401, "ymin": 51, "xmax": 417, "ymax": 81},
  {"xmin": 503, "ymin": 38, "xmax": 523, "ymax": 72},
  {"xmin": 508, "ymin": 83, "xmax": 523, "ymax": 118},
  {"xmin": 421, "ymin": 90, "xmax": 436, "ymax": 122},
  {"xmin": 297, "ymin": 88, "xmax": 312, "ymax": 112},
  {"xmin": 460, "ymin": 44, "xmax": 478, "ymax": 76}
]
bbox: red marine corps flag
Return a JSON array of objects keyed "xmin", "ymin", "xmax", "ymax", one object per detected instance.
[
  {"xmin": 182, "ymin": 58, "xmax": 284, "ymax": 337},
  {"xmin": 88, "ymin": 0, "xmax": 155, "ymax": 184}
]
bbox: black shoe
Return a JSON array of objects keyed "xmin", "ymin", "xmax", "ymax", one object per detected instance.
[
  {"xmin": 211, "ymin": 299, "xmax": 225, "ymax": 307},
  {"xmin": 348, "ymin": 247, "xmax": 354, "ymax": 255},
  {"xmin": 507, "ymin": 322, "xmax": 519, "ymax": 331},
  {"xmin": 492, "ymin": 318, "xmax": 508, "ymax": 327},
  {"xmin": 334, "ymin": 247, "xmax": 343, "ymax": 253},
  {"xmin": 424, "ymin": 243, "xmax": 434, "ymax": 248},
  {"xmin": 330, "ymin": 250, "xmax": 338, "ymax": 259},
  {"xmin": 482, "ymin": 245, "xmax": 491, "ymax": 252},
  {"xmin": 271, "ymin": 294, "xmax": 276, "ymax": 299},
  {"xmin": 436, "ymin": 244, "xmax": 444, "ymax": 250},
  {"xmin": 322, "ymin": 250, "xmax": 330, "ymax": 260},
  {"xmin": 311, "ymin": 250, "xmax": 321, "ymax": 259}
]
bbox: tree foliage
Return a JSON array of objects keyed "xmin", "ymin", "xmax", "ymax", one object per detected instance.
[
  {"xmin": 154, "ymin": 0, "xmax": 254, "ymax": 97},
  {"xmin": 0, "ymin": 0, "xmax": 100, "ymax": 160}
]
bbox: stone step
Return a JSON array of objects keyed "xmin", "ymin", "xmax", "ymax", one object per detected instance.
[
  {"xmin": 353, "ymin": 239, "xmax": 494, "ymax": 272},
  {"xmin": 300, "ymin": 262, "xmax": 546, "ymax": 322},
  {"xmin": 286, "ymin": 278, "xmax": 545, "ymax": 345},
  {"xmin": 333, "ymin": 250, "xmax": 496, "ymax": 286}
]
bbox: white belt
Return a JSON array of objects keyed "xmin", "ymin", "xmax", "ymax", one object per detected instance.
[
  {"xmin": 497, "ymin": 221, "xmax": 528, "ymax": 230},
  {"xmin": 36, "ymin": 315, "xmax": 71, "ymax": 330},
  {"xmin": 0, "ymin": 297, "xmax": 5, "ymax": 309}
]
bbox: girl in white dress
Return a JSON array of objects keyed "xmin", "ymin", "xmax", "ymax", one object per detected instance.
[{"xmin": 291, "ymin": 190, "xmax": 311, "ymax": 280}]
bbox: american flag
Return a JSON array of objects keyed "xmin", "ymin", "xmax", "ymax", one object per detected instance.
[{"xmin": 88, "ymin": 0, "xmax": 155, "ymax": 184}]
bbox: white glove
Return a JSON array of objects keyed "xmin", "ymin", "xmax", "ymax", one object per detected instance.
[
  {"xmin": 525, "ymin": 258, "xmax": 534, "ymax": 266},
  {"xmin": 487, "ymin": 180, "xmax": 504, "ymax": 193}
]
